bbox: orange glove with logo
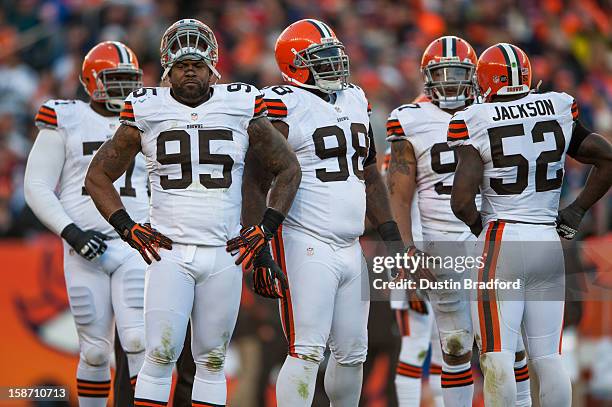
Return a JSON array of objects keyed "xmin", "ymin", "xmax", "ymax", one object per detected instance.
[
  {"xmin": 226, "ymin": 208, "xmax": 285, "ymax": 269},
  {"xmin": 109, "ymin": 209, "xmax": 173, "ymax": 264}
]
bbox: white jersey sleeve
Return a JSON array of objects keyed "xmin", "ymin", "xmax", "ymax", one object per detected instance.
[
  {"xmin": 29, "ymin": 99, "xmax": 149, "ymax": 236},
  {"xmin": 24, "ymin": 128, "xmax": 73, "ymax": 235}
]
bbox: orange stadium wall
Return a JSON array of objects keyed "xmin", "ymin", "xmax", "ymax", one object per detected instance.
[
  {"xmin": 0, "ymin": 236, "xmax": 80, "ymax": 406},
  {"xmin": 1, "ymin": 234, "xmax": 611, "ymax": 407}
]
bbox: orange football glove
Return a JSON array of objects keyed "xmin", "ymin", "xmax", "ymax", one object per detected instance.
[
  {"xmin": 109, "ymin": 209, "xmax": 173, "ymax": 265},
  {"xmin": 226, "ymin": 225, "xmax": 268, "ymax": 269}
]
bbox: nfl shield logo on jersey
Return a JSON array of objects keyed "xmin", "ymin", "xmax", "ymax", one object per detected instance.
[{"xmin": 191, "ymin": 112, "xmax": 198, "ymax": 121}]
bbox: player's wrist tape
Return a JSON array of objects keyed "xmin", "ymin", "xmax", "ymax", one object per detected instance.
[
  {"xmin": 61, "ymin": 223, "xmax": 83, "ymax": 246},
  {"xmin": 377, "ymin": 221, "xmax": 403, "ymax": 242},
  {"xmin": 260, "ymin": 208, "xmax": 285, "ymax": 238},
  {"xmin": 108, "ymin": 209, "xmax": 136, "ymax": 238}
]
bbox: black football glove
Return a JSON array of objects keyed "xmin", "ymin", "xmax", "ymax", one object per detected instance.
[
  {"xmin": 556, "ymin": 203, "xmax": 586, "ymax": 240},
  {"xmin": 252, "ymin": 245, "xmax": 288, "ymax": 299},
  {"xmin": 61, "ymin": 223, "xmax": 109, "ymax": 261}
]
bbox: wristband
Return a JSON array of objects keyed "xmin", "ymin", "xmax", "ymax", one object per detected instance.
[
  {"xmin": 377, "ymin": 221, "xmax": 403, "ymax": 242},
  {"xmin": 61, "ymin": 223, "xmax": 82, "ymax": 245},
  {"xmin": 260, "ymin": 207, "xmax": 285, "ymax": 237},
  {"xmin": 108, "ymin": 209, "xmax": 135, "ymax": 237}
]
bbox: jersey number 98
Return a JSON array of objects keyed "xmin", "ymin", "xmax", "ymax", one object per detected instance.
[{"xmin": 313, "ymin": 123, "xmax": 369, "ymax": 182}]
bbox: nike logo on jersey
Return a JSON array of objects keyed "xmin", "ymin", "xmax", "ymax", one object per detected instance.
[{"xmin": 492, "ymin": 99, "xmax": 555, "ymax": 121}]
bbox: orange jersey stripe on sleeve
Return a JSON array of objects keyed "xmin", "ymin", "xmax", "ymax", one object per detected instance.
[
  {"xmin": 447, "ymin": 119, "xmax": 469, "ymax": 141},
  {"xmin": 571, "ymin": 100, "xmax": 578, "ymax": 120},
  {"xmin": 264, "ymin": 98, "xmax": 288, "ymax": 118},
  {"xmin": 35, "ymin": 105, "xmax": 58, "ymax": 127},
  {"xmin": 386, "ymin": 119, "xmax": 404, "ymax": 136}
]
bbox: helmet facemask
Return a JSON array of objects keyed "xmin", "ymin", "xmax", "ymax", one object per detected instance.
[
  {"xmin": 160, "ymin": 20, "xmax": 220, "ymax": 81},
  {"xmin": 292, "ymin": 39, "xmax": 349, "ymax": 93},
  {"xmin": 89, "ymin": 66, "xmax": 143, "ymax": 112},
  {"xmin": 423, "ymin": 62, "xmax": 475, "ymax": 109}
]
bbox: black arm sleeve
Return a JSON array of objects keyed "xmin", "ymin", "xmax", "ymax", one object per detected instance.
[
  {"xmin": 364, "ymin": 124, "xmax": 377, "ymax": 167},
  {"xmin": 567, "ymin": 119, "xmax": 592, "ymax": 158}
]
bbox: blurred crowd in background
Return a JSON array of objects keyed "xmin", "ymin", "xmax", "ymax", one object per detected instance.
[{"xmin": 0, "ymin": 0, "xmax": 610, "ymax": 238}]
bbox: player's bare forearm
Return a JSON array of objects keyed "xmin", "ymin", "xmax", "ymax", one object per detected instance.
[
  {"xmin": 569, "ymin": 132, "xmax": 612, "ymax": 211},
  {"xmin": 85, "ymin": 124, "xmax": 142, "ymax": 220},
  {"xmin": 241, "ymin": 146, "xmax": 274, "ymax": 226},
  {"xmin": 365, "ymin": 163, "xmax": 395, "ymax": 228},
  {"xmin": 451, "ymin": 145, "xmax": 483, "ymax": 227},
  {"xmin": 247, "ymin": 117, "xmax": 301, "ymax": 216},
  {"xmin": 387, "ymin": 140, "xmax": 417, "ymax": 245}
]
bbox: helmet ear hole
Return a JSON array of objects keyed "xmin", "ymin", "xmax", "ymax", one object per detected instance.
[{"xmin": 289, "ymin": 65, "xmax": 297, "ymax": 73}]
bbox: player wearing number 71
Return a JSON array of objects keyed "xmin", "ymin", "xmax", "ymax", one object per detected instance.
[
  {"xmin": 24, "ymin": 42, "xmax": 149, "ymax": 406},
  {"xmin": 449, "ymin": 43, "xmax": 612, "ymax": 407},
  {"xmin": 84, "ymin": 19, "xmax": 300, "ymax": 407}
]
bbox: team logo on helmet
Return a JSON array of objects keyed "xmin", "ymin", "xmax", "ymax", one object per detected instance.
[{"xmin": 476, "ymin": 43, "xmax": 532, "ymax": 102}]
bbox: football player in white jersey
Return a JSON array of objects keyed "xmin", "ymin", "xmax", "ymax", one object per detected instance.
[
  {"xmin": 240, "ymin": 19, "xmax": 408, "ymax": 407},
  {"xmin": 449, "ymin": 43, "xmax": 612, "ymax": 407},
  {"xmin": 84, "ymin": 19, "xmax": 300, "ymax": 407},
  {"xmin": 24, "ymin": 42, "xmax": 148, "ymax": 406},
  {"xmin": 387, "ymin": 37, "xmax": 531, "ymax": 407},
  {"xmin": 382, "ymin": 108, "xmax": 445, "ymax": 407}
]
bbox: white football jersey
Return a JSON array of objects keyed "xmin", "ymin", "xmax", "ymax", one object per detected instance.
[
  {"xmin": 387, "ymin": 101, "xmax": 480, "ymax": 233},
  {"xmin": 262, "ymin": 84, "xmax": 373, "ymax": 247},
  {"xmin": 34, "ymin": 100, "xmax": 149, "ymax": 236},
  {"xmin": 121, "ymin": 84, "xmax": 265, "ymax": 246},
  {"xmin": 447, "ymin": 91, "xmax": 578, "ymax": 224}
]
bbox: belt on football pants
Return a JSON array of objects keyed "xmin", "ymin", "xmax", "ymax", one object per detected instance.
[{"xmin": 496, "ymin": 219, "xmax": 556, "ymax": 226}]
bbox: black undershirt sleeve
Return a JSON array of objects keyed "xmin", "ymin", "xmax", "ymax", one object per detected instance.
[{"xmin": 567, "ymin": 119, "xmax": 592, "ymax": 158}]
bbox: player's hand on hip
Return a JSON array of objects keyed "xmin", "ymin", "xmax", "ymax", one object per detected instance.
[
  {"xmin": 556, "ymin": 203, "xmax": 586, "ymax": 240},
  {"xmin": 227, "ymin": 225, "xmax": 270, "ymax": 269},
  {"xmin": 125, "ymin": 223, "xmax": 173, "ymax": 264},
  {"xmin": 404, "ymin": 245, "xmax": 437, "ymax": 284},
  {"xmin": 61, "ymin": 223, "xmax": 109, "ymax": 261},
  {"xmin": 109, "ymin": 209, "xmax": 172, "ymax": 264},
  {"xmin": 251, "ymin": 244, "xmax": 287, "ymax": 299}
]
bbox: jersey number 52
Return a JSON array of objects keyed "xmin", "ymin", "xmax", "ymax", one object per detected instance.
[{"xmin": 488, "ymin": 120, "xmax": 565, "ymax": 195}]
